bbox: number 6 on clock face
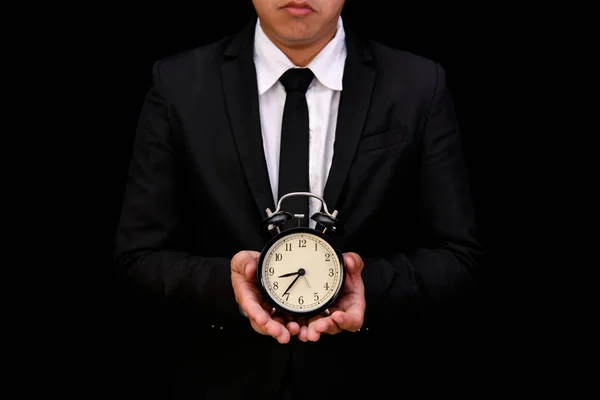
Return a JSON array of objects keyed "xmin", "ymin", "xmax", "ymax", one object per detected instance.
[{"xmin": 257, "ymin": 227, "xmax": 345, "ymax": 317}]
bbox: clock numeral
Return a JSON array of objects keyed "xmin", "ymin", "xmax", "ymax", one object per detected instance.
[
  {"xmin": 275, "ymin": 253, "xmax": 282, "ymax": 261},
  {"xmin": 325, "ymin": 253, "xmax": 331, "ymax": 261},
  {"xmin": 283, "ymin": 292, "xmax": 290, "ymax": 301},
  {"xmin": 268, "ymin": 267, "xmax": 274, "ymax": 276},
  {"xmin": 313, "ymin": 293, "xmax": 319, "ymax": 301},
  {"xmin": 285, "ymin": 243, "xmax": 292, "ymax": 251},
  {"xmin": 298, "ymin": 239, "xmax": 307, "ymax": 248},
  {"xmin": 298, "ymin": 296, "xmax": 304, "ymax": 305},
  {"xmin": 272, "ymin": 281, "xmax": 278, "ymax": 290},
  {"xmin": 328, "ymin": 268, "xmax": 334, "ymax": 277},
  {"xmin": 314, "ymin": 242, "xmax": 318, "ymax": 251},
  {"xmin": 324, "ymin": 282, "xmax": 329, "ymax": 290}
]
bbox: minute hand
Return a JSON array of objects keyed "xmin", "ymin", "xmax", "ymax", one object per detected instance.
[{"xmin": 282, "ymin": 275, "xmax": 301, "ymax": 297}]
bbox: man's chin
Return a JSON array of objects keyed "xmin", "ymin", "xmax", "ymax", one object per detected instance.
[{"xmin": 278, "ymin": 31, "xmax": 320, "ymax": 47}]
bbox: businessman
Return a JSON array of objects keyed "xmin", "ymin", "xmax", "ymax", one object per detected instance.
[{"xmin": 113, "ymin": 0, "xmax": 483, "ymax": 398}]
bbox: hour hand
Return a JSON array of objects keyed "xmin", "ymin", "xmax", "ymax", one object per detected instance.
[{"xmin": 278, "ymin": 271, "xmax": 299, "ymax": 278}]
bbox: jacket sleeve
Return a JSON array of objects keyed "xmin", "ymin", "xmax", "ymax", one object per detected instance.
[
  {"xmin": 112, "ymin": 60, "xmax": 242, "ymax": 328},
  {"xmin": 361, "ymin": 63, "xmax": 483, "ymax": 328}
]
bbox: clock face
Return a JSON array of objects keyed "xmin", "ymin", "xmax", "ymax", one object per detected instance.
[{"xmin": 259, "ymin": 229, "xmax": 344, "ymax": 315}]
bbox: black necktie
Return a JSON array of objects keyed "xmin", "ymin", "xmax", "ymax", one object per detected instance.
[{"xmin": 277, "ymin": 68, "xmax": 314, "ymax": 228}]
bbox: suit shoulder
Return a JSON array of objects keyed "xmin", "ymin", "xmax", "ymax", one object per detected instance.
[
  {"xmin": 150, "ymin": 34, "xmax": 233, "ymax": 85},
  {"xmin": 366, "ymin": 40, "xmax": 444, "ymax": 85}
]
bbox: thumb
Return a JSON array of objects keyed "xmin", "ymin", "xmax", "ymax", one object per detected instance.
[
  {"xmin": 244, "ymin": 251, "xmax": 260, "ymax": 279},
  {"xmin": 245, "ymin": 257, "xmax": 258, "ymax": 280},
  {"xmin": 343, "ymin": 253, "xmax": 355, "ymax": 270},
  {"xmin": 343, "ymin": 252, "xmax": 363, "ymax": 274},
  {"xmin": 231, "ymin": 251, "xmax": 260, "ymax": 276}
]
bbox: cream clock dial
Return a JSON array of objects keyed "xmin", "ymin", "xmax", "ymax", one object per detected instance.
[{"xmin": 259, "ymin": 230, "xmax": 344, "ymax": 315}]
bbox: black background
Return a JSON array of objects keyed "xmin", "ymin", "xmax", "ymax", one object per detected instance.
[{"xmin": 80, "ymin": 1, "xmax": 525, "ymax": 390}]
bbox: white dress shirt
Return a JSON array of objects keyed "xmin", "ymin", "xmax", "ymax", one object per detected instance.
[{"xmin": 253, "ymin": 17, "xmax": 347, "ymax": 227}]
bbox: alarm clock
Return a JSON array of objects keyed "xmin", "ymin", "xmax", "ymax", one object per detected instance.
[{"xmin": 257, "ymin": 192, "xmax": 345, "ymax": 318}]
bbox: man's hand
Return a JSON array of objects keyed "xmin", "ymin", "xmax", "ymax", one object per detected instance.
[
  {"xmin": 230, "ymin": 251, "xmax": 298, "ymax": 344},
  {"xmin": 298, "ymin": 252, "xmax": 366, "ymax": 342}
]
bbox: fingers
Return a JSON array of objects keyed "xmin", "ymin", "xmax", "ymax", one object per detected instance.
[
  {"xmin": 240, "ymin": 296, "xmax": 292, "ymax": 343},
  {"xmin": 286, "ymin": 316, "xmax": 308, "ymax": 341},
  {"xmin": 249, "ymin": 317, "xmax": 290, "ymax": 344},
  {"xmin": 330, "ymin": 310, "xmax": 362, "ymax": 332},
  {"xmin": 286, "ymin": 320, "xmax": 301, "ymax": 336},
  {"xmin": 295, "ymin": 311, "xmax": 340, "ymax": 342},
  {"xmin": 231, "ymin": 251, "xmax": 291, "ymax": 343},
  {"xmin": 274, "ymin": 311, "xmax": 301, "ymax": 337},
  {"xmin": 301, "ymin": 309, "xmax": 363, "ymax": 342},
  {"xmin": 231, "ymin": 251, "xmax": 274, "ymax": 326},
  {"xmin": 251, "ymin": 310, "xmax": 301, "ymax": 343},
  {"xmin": 240, "ymin": 291, "xmax": 269, "ymax": 325},
  {"xmin": 271, "ymin": 305, "xmax": 300, "ymax": 336},
  {"xmin": 245, "ymin": 303, "xmax": 294, "ymax": 343},
  {"xmin": 306, "ymin": 315, "xmax": 341, "ymax": 341},
  {"xmin": 247, "ymin": 302, "xmax": 292, "ymax": 343},
  {"xmin": 299, "ymin": 324, "xmax": 309, "ymax": 341}
]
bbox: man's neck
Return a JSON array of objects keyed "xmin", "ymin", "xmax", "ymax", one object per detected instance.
[{"xmin": 259, "ymin": 23, "xmax": 338, "ymax": 67}]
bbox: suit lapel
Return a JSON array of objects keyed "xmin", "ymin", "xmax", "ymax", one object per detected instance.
[
  {"xmin": 221, "ymin": 22, "xmax": 276, "ymax": 218},
  {"xmin": 220, "ymin": 23, "xmax": 376, "ymax": 218},
  {"xmin": 323, "ymin": 29, "xmax": 376, "ymax": 213}
]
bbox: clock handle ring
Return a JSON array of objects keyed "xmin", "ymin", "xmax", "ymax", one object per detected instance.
[{"xmin": 273, "ymin": 191, "xmax": 338, "ymax": 219}]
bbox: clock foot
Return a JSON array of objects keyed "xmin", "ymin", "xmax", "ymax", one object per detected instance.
[
  {"xmin": 323, "ymin": 308, "xmax": 330, "ymax": 316},
  {"xmin": 270, "ymin": 307, "xmax": 277, "ymax": 316}
]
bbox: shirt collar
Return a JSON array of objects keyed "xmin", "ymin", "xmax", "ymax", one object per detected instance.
[{"xmin": 253, "ymin": 16, "xmax": 347, "ymax": 95}]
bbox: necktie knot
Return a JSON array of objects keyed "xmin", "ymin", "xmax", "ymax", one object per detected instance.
[{"xmin": 279, "ymin": 68, "xmax": 314, "ymax": 93}]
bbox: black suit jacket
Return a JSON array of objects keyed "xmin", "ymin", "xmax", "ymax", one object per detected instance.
[{"xmin": 113, "ymin": 20, "xmax": 483, "ymax": 400}]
